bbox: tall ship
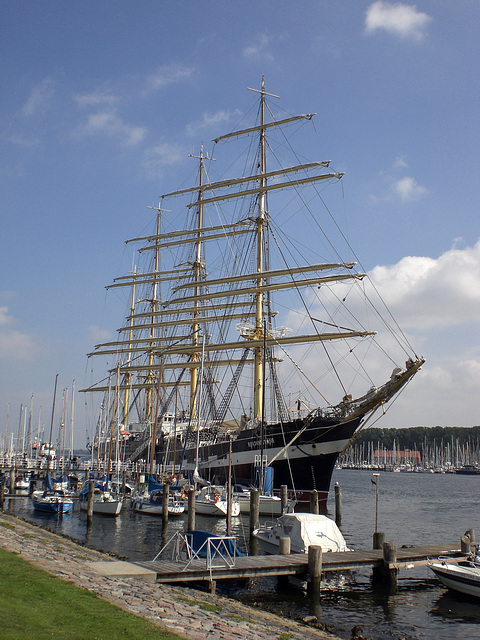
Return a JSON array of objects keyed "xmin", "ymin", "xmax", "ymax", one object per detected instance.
[{"xmin": 82, "ymin": 79, "xmax": 424, "ymax": 507}]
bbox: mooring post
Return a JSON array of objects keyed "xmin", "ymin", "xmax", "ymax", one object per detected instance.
[
  {"xmin": 9, "ymin": 468, "xmax": 15, "ymax": 495},
  {"xmin": 461, "ymin": 530, "xmax": 475, "ymax": 554},
  {"xmin": 250, "ymin": 488, "xmax": 260, "ymax": 533},
  {"xmin": 187, "ymin": 487, "xmax": 195, "ymax": 531},
  {"xmin": 277, "ymin": 536, "xmax": 291, "ymax": 588},
  {"xmin": 162, "ymin": 482, "xmax": 170, "ymax": 527},
  {"xmin": 373, "ymin": 541, "xmax": 398, "ymax": 590},
  {"xmin": 87, "ymin": 480, "xmax": 95, "ymax": 526},
  {"xmin": 307, "ymin": 545, "xmax": 323, "ymax": 593},
  {"xmin": 310, "ymin": 490, "xmax": 319, "ymax": 515},
  {"xmin": 334, "ymin": 483, "xmax": 342, "ymax": 524},
  {"xmin": 279, "ymin": 536, "xmax": 291, "ymax": 555},
  {"xmin": 373, "ymin": 531, "xmax": 385, "ymax": 549},
  {"xmin": 280, "ymin": 484, "xmax": 288, "ymax": 513}
]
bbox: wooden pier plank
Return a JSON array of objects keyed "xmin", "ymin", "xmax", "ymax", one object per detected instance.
[{"xmin": 134, "ymin": 543, "xmax": 465, "ymax": 584}]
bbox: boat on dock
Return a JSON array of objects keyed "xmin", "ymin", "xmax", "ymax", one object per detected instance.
[
  {"xmin": 81, "ymin": 77, "xmax": 424, "ymax": 509},
  {"xmin": 252, "ymin": 512, "xmax": 349, "ymax": 554}
]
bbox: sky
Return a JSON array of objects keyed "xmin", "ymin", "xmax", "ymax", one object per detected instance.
[{"xmin": 1, "ymin": 1, "xmax": 479, "ymax": 450}]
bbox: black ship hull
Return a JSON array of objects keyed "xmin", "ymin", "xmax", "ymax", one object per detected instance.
[{"xmin": 151, "ymin": 412, "xmax": 363, "ymax": 507}]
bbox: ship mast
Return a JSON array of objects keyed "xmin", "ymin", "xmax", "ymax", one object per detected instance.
[{"xmin": 254, "ymin": 78, "xmax": 268, "ymax": 419}]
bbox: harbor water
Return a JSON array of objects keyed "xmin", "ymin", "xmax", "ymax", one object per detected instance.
[{"xmin": 4, "ymin": 469, "xmax": 480, "ymax": 640}]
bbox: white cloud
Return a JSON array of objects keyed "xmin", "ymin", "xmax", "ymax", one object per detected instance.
[
  {"xmin": 74, "ymin": 109, "xmax": 147, "ymax": 146},
  {"xmin": 22, "ymin": 77, "xmax": 55, "ymax": 116},
  {"xmin": 243, "ymin": 33, "xmax": 274, "ymax": 61},
  {"xmin": 392, "ymin": 175, "xmax": 427, "ymax": 201},
  {"xmin": 87, "ymin": 325, "xmax": 113, "ymax": 344},
  {"xmin": 147, "ymin": 63, "xmax": 194, "ymax": 90},
  {"xmin": 186, "ymin": 110, "xmax": 242, "ymax": 137},
  {"xmin": 369, "ymin": 239, "xmax": 480, "ymax": 329},
  {"xmin": 8, "ymin": 134, "xmax": 40, "ymax": 147},
  {"xmin": 74, "ymin": 91, "xmax": 119, "ymax": 108},
  {"xmin": 0, "ymin": 307, "xmax": 37, "ymax": 360},
  {"xmin": 365, "ymin": 1, "xmax": 432, "ymax": 40},
  {"xmin": 143, "ymin": 141, "xmax": 186, "ymax": 178}
]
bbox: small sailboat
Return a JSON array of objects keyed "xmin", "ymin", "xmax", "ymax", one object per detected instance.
[
  {"xmin": 131, "ymin": 475, "xmax": 185, "ymax": 516},
  {"xmin": 194, "ymin": 484, "xmax": 240, "ymax": 517},
  {"xmin": 78, "ymin": 477, "xmax": 123, "ymax": 516},
  {"xmin": 31, "ymin": 473, "xmax": 73, "ymax": 514}
]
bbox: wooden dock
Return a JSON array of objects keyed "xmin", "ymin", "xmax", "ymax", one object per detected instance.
[{"xmin": 134, "ymin": 543, "xmax": 466, "ymax": 585}]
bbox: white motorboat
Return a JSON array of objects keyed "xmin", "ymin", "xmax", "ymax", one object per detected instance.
[
  {"xmin": 194, "ymin": 485, "xmax": 240, "ymax": 517},
  {"xmin": 428, "ymin": 556, "xmax": 480, "ymax": 598},
  {"xmin": 252, "ymin": 512, "xmax": 350, "ymax": 554}
]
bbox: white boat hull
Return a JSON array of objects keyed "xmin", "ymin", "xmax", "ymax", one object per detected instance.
[
  {"xmin": 79, "ymin": 498, "xmax": 123, "ymax": 516},
  {"xmin": 194, "ymin": 499, "xmax": 240, "ymax": 517},
  {"xmin": 132, "ymin": 496, "xmax": 185, "ymax": 516},
  {"xmin": 429, "ymin": 561, "xmax": 480, "ymax": 598},
  {"xmin": 234, "ymin": 493, "xmax": 284, "ymax": 516}
]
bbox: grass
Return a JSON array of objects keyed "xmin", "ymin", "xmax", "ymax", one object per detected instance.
[{"xmin": 0, "ymin": 548, "xmax": 186, "ymax": 640}]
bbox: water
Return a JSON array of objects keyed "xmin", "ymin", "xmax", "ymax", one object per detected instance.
[{"xmin": 5, "ymin": 469, "xmax": 480, "ymax": 640}]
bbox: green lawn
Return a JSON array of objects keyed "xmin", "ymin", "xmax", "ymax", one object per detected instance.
[{"xmin": 0, "ymin": 548, "xmax": 186, "ymax": 640}]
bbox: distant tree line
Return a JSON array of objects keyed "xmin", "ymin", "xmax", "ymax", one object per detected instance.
[{"xmin": 350, "ymin": 425, "xmax": 480, "ymax": 451}]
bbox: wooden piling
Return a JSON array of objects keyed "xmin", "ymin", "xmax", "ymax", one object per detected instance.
[
  {"xmin": 279, "ymin": 536, "xmax": 291, "ymax": 555},
  {"xmin": 334, "ymin": 483, "xmax": 342, "ymax": 524},
  {"xmin": 373, "ymin": 531, "xmax": 385, "ymax": 550},
  {"xmin": 309, "ymin": 490, "xmax": 319, "ymax": 515},
  {"xmin": 162, "ymin": 482, "xmax": 170, "ymax": 528},
  {"xmin": 187, "ymin": 487, "xmax": 195, "ymax": 531},
  {"xmin": 277, "ymin": 536, "xmax": 291, "ymax": 588},
  {"xmin": 372, "ymin": 541, "xmax": 398, "ymax": 590},
  {"xmin": 280, "ymin": 485, "xmax": 288, "ymax": 513},
  {"xmin": 0, "ymin": 482, "xmax": 4, "ymax": 510},
  {"xmin": 250, "ymin": 488, "xmax": 260, "ymax": 533},
  {"xmin": 9, "ymin": 468, "xmax": 15, "ymax": 495},
  {"xmin": 87, "ymin": 480, "xmax": 95, "ymax": 526},
  {"xmin": 461, "ymin": 534, "xmax": 472, "ymax": 554},
  {"xmin": 307, "ymin": 545, "xmax": 323, "ymax": 593}
]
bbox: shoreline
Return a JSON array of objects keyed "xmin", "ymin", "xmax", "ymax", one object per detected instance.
[{"xmin": 0, "ymin": 510, "xmax": 340, "ymax": 640}]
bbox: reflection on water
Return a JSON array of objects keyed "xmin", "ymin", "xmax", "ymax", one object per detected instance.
[{"xmin": 4, "ymin": 469, "xmax": 480, "ymax": 640}]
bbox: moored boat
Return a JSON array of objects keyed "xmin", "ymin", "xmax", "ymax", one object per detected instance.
[
  {"xmin": 31, "ymin": 473, "xmax": 73, "ymax": 514},
  {"xmin": 78, "ymin": 479, "xmax": 123, "ymax": 516},
  {"xmin": 252, "ymin": 512, "xmax": 350, "ymax": 555},
  {"xmin": 194, "ymin": 485, "xmax": 240, "ymax": 517},
  {"xmin": 428, "ymin": 555, "xmax": 480, "ymax": 598}
]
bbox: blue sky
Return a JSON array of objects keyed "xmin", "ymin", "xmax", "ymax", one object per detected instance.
[{"xmin": 1, "ymin": 1, "xmax": 479, "ymax": 449}]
